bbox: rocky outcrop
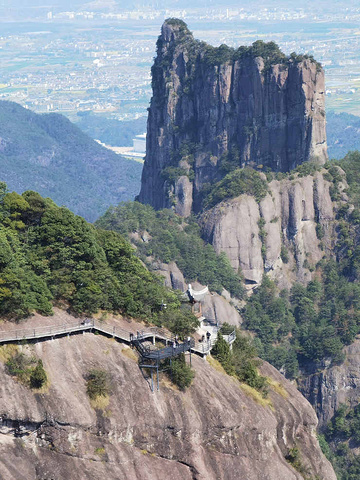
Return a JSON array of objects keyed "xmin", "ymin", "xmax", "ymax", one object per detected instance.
[
  {"xmin": 153, "ymin": 262, "xmax": 242, "ymax": 327},
  {"xmin": 0, "ymin": 326, "xmax": 336, "ymax": 479},
  {"xmin": 299, "ymin": 337, "xmax": 360, "ymax": 428},
  {"xmin": 152, "ymin": 260, "xmax": 187, "ymax": 292},
  {"xmin": 139, "ymin": 19, "xmax": 327, "ymax": 215},
  {"xmin": 201, "ymin": 171, "xmax": 335, "ymax": 287}
]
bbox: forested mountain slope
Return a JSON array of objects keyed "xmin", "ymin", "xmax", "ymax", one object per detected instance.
[
  {"xmin": 0, "ymin": 101, "xmax": 142, "ymax": 222},
  {"xmin": 0, "ymin": 181, "xmax": 200, "ymax": 337}
]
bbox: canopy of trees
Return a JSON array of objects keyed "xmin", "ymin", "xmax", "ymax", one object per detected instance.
[
  {"xmin": 96, "ymin": 201, "xmax": 244, "ymax": 298},
  {"xmin": 0, "ymin": 182, "xmax": 197, "ymax": 333}
]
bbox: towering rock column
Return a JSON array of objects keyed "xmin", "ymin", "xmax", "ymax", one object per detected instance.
[{"xmin": 138, "ymin": 19, "xmax": 327, "ymax": 216}]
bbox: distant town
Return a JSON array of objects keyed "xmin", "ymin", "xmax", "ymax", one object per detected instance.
[{"xmin": 0, "ymin": 2, "xmax": 359, "ymax": 129}]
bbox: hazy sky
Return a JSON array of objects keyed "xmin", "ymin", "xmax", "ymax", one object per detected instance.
[{"xmin": 0, "ymin": 0, "xmax": 355, "ymax": 10}]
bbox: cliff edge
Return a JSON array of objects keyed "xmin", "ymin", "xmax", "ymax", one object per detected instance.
[
  {"xmin": 0, "ymin": 316, "xmax": 336, "ymax": 480},
  {"xmin": 138, "ymin": 19, "xmax": 327, "ymax": 215}
]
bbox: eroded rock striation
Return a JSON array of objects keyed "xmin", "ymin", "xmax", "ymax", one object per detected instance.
[
  {"xmin": 0, "ymin": 327, "xmax": 336, "ymax": 479},
  {"xmin": 200, "ymin": 170, "xmax": 336, "ymax": 287},
  {"xmin": 139, "ymin": 19, "xmax": 327, "ymax": 215}
]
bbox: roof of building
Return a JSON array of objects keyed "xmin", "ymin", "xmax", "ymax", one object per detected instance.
[{"xmin": 187, "ymin": 284, "xmax": 209, "ymax": 301}]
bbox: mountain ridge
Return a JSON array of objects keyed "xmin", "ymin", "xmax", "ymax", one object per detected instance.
[{"xmin": 0, "ymin": 100, "xmax": 142, "ymax": 222}]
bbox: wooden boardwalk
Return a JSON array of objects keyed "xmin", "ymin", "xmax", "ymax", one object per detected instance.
[{"xmin": 0, "ymin": 318, "xmax": 236, "ymax": 357}]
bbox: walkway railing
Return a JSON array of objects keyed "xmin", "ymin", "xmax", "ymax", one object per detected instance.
[
  {"xmin": 131, "ymin": 334, "xmax": 195, "ymax": 361},
  {"xmin": 0, "ymin": 319, "xmax": 236, "ymax": 357}
]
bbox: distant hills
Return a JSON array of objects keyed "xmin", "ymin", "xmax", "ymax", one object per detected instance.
[
  {"xmin": 74, "ymin": 112, "xmax": 146, "ymax": 148},
  {"xmin": 0, "ymin": 101, "xmax": 142, "ymax": 222},
  {"xmin": 327, "ymin": 111, "xmax": 360, "ymax": 160}
]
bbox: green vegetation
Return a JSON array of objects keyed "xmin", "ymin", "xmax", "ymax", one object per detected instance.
[
  {"xmin": 0, "ymin": 100, "xmax": 142, "ymax": 222},
  {"xmin": 293, "ymin": 161, "xmax": 322, "ymax": 178},
  {"xmin": 155, "ymin": 20, "xmax": 321, "ymax": 93},
  {"xmin": 335, "ymin": 151, "xmax": 360, "ymax": 207},
  {"xmin": 219, "ymin": 146, "xmax": 241, "ymax": 174},
  {"xmin": 86, "ymin": 369, "xmax": 110, "ymax": 400},
  {"xmin": 96, "ymin": 202, "xmax": 244, "ymax": 298},
  {"xmin": 0, "ymin": 182, "xmax": 198, "ymax": 332},
  {"xmin": 169, "ymin": 353, "xmax": 195, "ymax": 390},
  {"xmin": 29, "ymin": 359, "xmax": 47, "ymax": 389},
  {"xmin": 203, "ymin": 43, "xmax": 235, "ymax": 66},
  {"xmin": 233, "ymin": 40, "xmax": 288, "ymax": 72},
  {"xmin": 258, "ymin": 218, "xmax": 267, "ymax": 261},
  {"xmin": 161, "ymin": 166, "xmax": 188, "ymax": 183},
  {"xmin": 243, "ymin": 266, "xmax": 360, "ymax": 376},
  {"xmin": 285, "ymin": 446, "xmax": 310, "ymax": 478},
  {"xmin": 320, "ymin": 404, "xmax": 360, "ymax": 480},
  {"xmin": 164, "ymin": 18, "xmax": 190, "ymax": 32},
  {"xmin": 280, "ymin": 245, "xmax": 289, "ymax": 264},
  {"xmin": 212, "ymin": 331, "xmax": 268, "ymax": 396},
  {"xmin": 202, "ymin": 167, "xmax": 269, "ymax": 209},
  {"xmin": 5, "ymin": 351, "xmax": 47, "ymax": 389},
  {"xmin": 159, "ymin": 307, "xmax": 199, "ymax": 339}
]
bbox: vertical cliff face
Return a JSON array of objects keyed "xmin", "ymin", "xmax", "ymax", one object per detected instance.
[
  {"xmin": 200, "ymin": 170, "xmax": 337, "ymax": 287},
  {"xmin": 298, "ymin": 337, "xmax": 360, "ymax": 427},
  {"xmin": 139, "ymin": 19, "xmax": 327, "ymax": 215}
]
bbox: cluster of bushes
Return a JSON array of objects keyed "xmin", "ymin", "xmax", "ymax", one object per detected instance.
[
  {"xmin": 5, "ymin": 351, "xmax": 47, "ymax": 389},
  {"xmin": 96, "ymin": 201, "xmax": 244, "ymax": 299},
  {"xmin": 202, "ymin": 167, "xmax": 269, "ymax": 209},
  {"xmin": 156, "ymin": 19, "xmax": 320, "ymax": 87},
  {"xmin": 168, "ymin": 353, "xmax": 195, "ymax": 390},
  {"xmin": 233, "ymin": 40, "xmax": 288, "ymax": 72},
  {"xmin": 86, "ymin": 369, "xmax": 110, "ymax": 400},
  {"xmin": 212, "ymin": 331, "xmax": 268, "ymax": 396},
  {"xmin": 285, "ymin": 446, "xmax": 309, "ymax": 478},
  {"xmin": 200, "ymin": 36, "xmax": 318, "ymax": 72},
  {"xmin": 335, "ymin": 151, "xmax": 360, "ymax": 207}
]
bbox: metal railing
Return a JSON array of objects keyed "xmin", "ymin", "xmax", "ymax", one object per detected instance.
[
  {"xmin": 0, "ymin": 319, "xmax": 236, "ymax": 357},
  {"xmin": 131, "ymin": 335, "xmax": 195, "ymax": 360}
]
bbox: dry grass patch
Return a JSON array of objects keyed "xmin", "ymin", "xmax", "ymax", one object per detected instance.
[
  {"xmin": 94, "ymin": 447, "xmax": 106, "ymax": 457},
  {"xmin": 240, "ymin": 383, "xmax": 273, "ymax": 409},
  {"xmin": 206, "ymin": 355, "xmax": 228, "ymax": 376},
  {"xmin": 267, "ymin": 378, "xmax": 288, "ymax": 398},
  {"xmin": 0, "ymin": 344, "xmax": 18, "ymax": 362},
  {"xmin": 121, "ymin": 347, "xmax": 138, "ymax": 362},
  {"xmin": 160, "ymin": 375, "xmax": 179, "ymax": 391},
  {"xmin": 90, "ymin": 394, "xmax": 110, "ymax": 410}
]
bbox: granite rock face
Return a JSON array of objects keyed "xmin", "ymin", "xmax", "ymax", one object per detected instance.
[
  {"xmin": 0, "ymin": 330, "xmax": 336, "ymax": 479},
  {"xmin": 139, "ymin": 19, "xmax": 327, "ymax": 215},
  {"xmin": 299, "ymin": 338, "xmax": 360, "ymax": 427},
  {"xmin": 200, "ymin": 171, "xmax": 335, "ymax": 287},
  {"xmin": 153, "ymin": 262, "xmax": 242, "ymax": 327}
]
